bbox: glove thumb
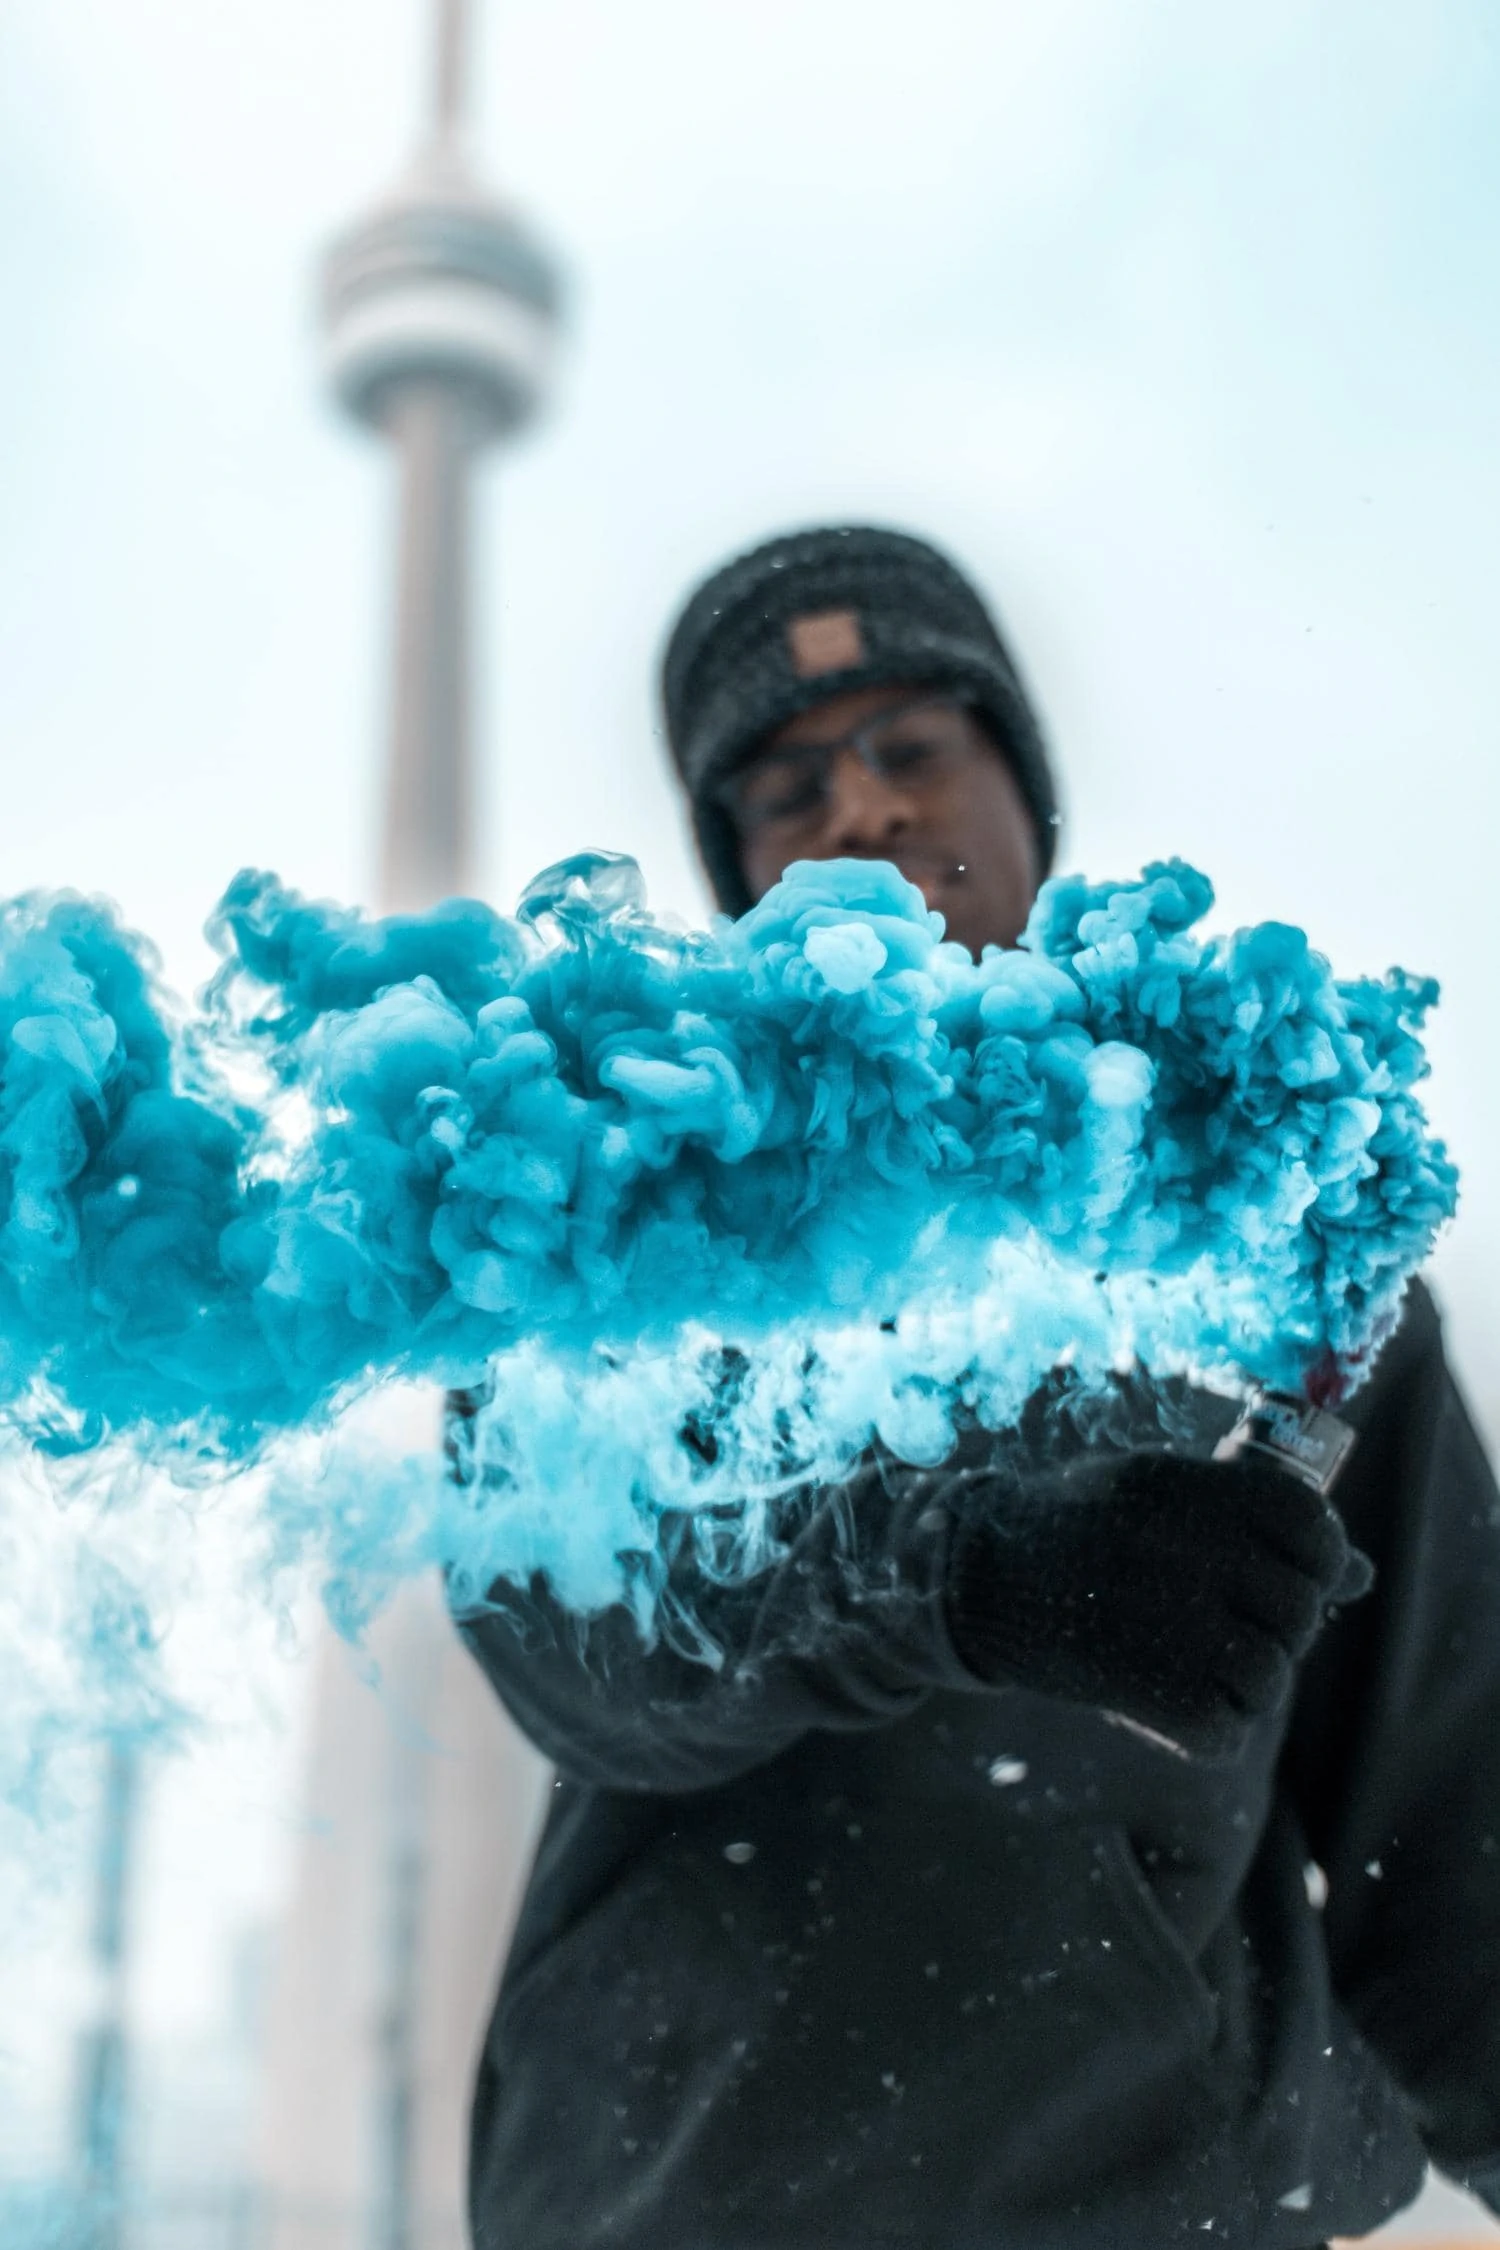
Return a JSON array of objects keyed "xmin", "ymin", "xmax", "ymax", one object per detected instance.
[{"xmin": 1331, "ymin": 1540, "xmax": 1375, "ymax": 1606}]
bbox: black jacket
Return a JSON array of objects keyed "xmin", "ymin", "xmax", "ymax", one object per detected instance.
[{"xmin": 457, "ymin": 1283, "xmax": 1500, "ymax": 2248}]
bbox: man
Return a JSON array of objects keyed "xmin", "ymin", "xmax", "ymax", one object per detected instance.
[{"xmin": 456, "ymin": 526, "xmax": 1500, "ymax": 2247}]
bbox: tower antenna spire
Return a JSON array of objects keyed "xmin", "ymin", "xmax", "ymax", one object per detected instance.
[{"xmin": 432, "ymin": 0, "xmax": 469, "ymax": 143}]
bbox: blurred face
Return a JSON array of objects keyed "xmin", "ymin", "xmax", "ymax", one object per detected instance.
[{"xmin": 728, "ymin": 681, "xmax": 1041, "ymax": 955}]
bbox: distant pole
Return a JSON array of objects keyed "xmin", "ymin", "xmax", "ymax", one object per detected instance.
[
  {"xmin": 74, "ymin": 1739, "xmax": 139, "ymax": 2248},
  {"xmin": 368, "ymin": 1587, "xmax": 441, "ymax": 2250}
]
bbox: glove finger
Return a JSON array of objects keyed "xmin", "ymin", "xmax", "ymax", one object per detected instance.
[
  {"xmin": 1212, "ymin": 1620, "xmax": 1295, "ymax": 1720},
  {"xmin": 1226, "ymin": 1552, "xmax": 1326, "ymax": 1654},
  {"xmin": 1236, "ymin": 1475, "xmax": 1352, "ymax": 1589},
  {"xmin": 1331, "ymin": 1542, "xmax": 1375, "ymax": 1605}
]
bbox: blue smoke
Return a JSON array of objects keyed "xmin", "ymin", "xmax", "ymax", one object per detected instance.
[{"xmin": 0, "ymin": 852, "xmax": 1457, "ymax": 1633}]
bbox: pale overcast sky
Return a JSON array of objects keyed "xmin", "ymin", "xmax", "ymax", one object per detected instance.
[
  {"xmin": 2, "ymin": 0, "xmax": 1498, "ymax": 2205},
  {"xmin": 1, "ymin": 0, "xmax": 1495, "ymax": 1404}
]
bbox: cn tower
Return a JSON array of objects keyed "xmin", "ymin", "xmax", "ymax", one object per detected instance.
[
  {"xmin": 323, "ymin": 0, "xmax": 561, "ymax": 910},
  {"xmin": 257, "ymin": 10, "xmax": 560, "ymax": 2247}
]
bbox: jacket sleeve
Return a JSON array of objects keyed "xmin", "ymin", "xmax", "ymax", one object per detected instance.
[
  {"xmin": 450, "ymin": 1428, "xmax": 990, "ymax": 1795},
  {"xmin": 1281, "ymin": 1280, "xmax": 1500, "ymax": 2212}
]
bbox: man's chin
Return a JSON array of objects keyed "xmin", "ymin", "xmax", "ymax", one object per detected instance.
[
  {"xmin": 896, "ymin": 862, "xmax": 974, "ymax": 945},
  {"xmin": 919, "ymin": 888, "xmax": 1017, "ymax": 959},
  {"xmin": 890, "ymin": 855, "xmax": 962, "ymax": 898}
]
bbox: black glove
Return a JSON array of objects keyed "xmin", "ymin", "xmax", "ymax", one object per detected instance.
[{"xmin": 943, "ymin": 1446, "xmax": 1373, "ymax": 1757}]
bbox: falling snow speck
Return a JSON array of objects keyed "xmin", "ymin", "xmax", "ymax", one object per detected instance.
[{"xmin": 988, "ymin": 1757, "xmax": 1029, "ymax": 1786}]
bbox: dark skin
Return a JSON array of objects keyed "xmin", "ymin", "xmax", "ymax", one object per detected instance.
[{"xmin": 736, "ymin": 681, "xmax": 1042, "ymax": 956}]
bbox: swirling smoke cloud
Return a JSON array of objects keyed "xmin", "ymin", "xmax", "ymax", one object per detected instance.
[{"xmin": 0, "ymin": 850, "xmax": 1457, "ymax": 1646}]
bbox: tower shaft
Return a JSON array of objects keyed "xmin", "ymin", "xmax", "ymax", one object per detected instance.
[{"xmin": 383, "ymin": 383, "xmax": 480, "ymax": 910}]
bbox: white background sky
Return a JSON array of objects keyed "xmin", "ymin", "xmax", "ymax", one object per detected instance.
[{"xmin": 2, "ymin": 0, "xmax": 1498, "ymax": 2220}]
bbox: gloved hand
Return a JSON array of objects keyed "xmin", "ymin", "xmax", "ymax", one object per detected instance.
[{"xmin": 943, "ymin": 1446, "xmax": 1374, "ymax": 1757}]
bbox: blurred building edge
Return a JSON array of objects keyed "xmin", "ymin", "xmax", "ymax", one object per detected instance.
[
  {"xmin": 255, "ymin": 1571, "xmax": 550, "ymax": 2250},
  {"xmin": 254, "ymin": 5, "xmax": 560, "ymax": 2246}
]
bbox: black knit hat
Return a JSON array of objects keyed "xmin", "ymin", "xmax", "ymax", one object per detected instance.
[{"xmin": 660, "ymin": 523, "xmax": 1060, "ymax": 916}]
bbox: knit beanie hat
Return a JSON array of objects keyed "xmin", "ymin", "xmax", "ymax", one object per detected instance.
[{"xmin": 660, "ymin": 524, "xmax": 1060, "ymax": 916}]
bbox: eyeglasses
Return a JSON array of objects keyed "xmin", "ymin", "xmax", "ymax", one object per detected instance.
[{"xmin": 714, "ymin": 696, "xmax": 982, "ymax": 839}]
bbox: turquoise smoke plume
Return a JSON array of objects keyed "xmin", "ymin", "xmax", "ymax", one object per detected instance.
[
  {"xmin": 0, "ymin": 851, "xmax": 1456, "ymax": 1429},
  {"xmin": 0, "ymin": 851, "xmax": 1457, "ymax": 1619}
]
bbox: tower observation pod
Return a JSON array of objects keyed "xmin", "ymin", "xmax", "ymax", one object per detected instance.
[{"xmin": 321, "ymin": 0, "xmax": 561, "ymax": 909}]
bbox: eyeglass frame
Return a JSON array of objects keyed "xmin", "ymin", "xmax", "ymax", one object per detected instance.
[{"xmin": 711, "ymin": 692, "xmax": 987, "ymax": 838}]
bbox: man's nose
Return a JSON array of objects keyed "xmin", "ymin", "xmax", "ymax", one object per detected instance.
[{"xmin": 822, "ymin": 747, "xmax": 909, "ymax": 853}]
